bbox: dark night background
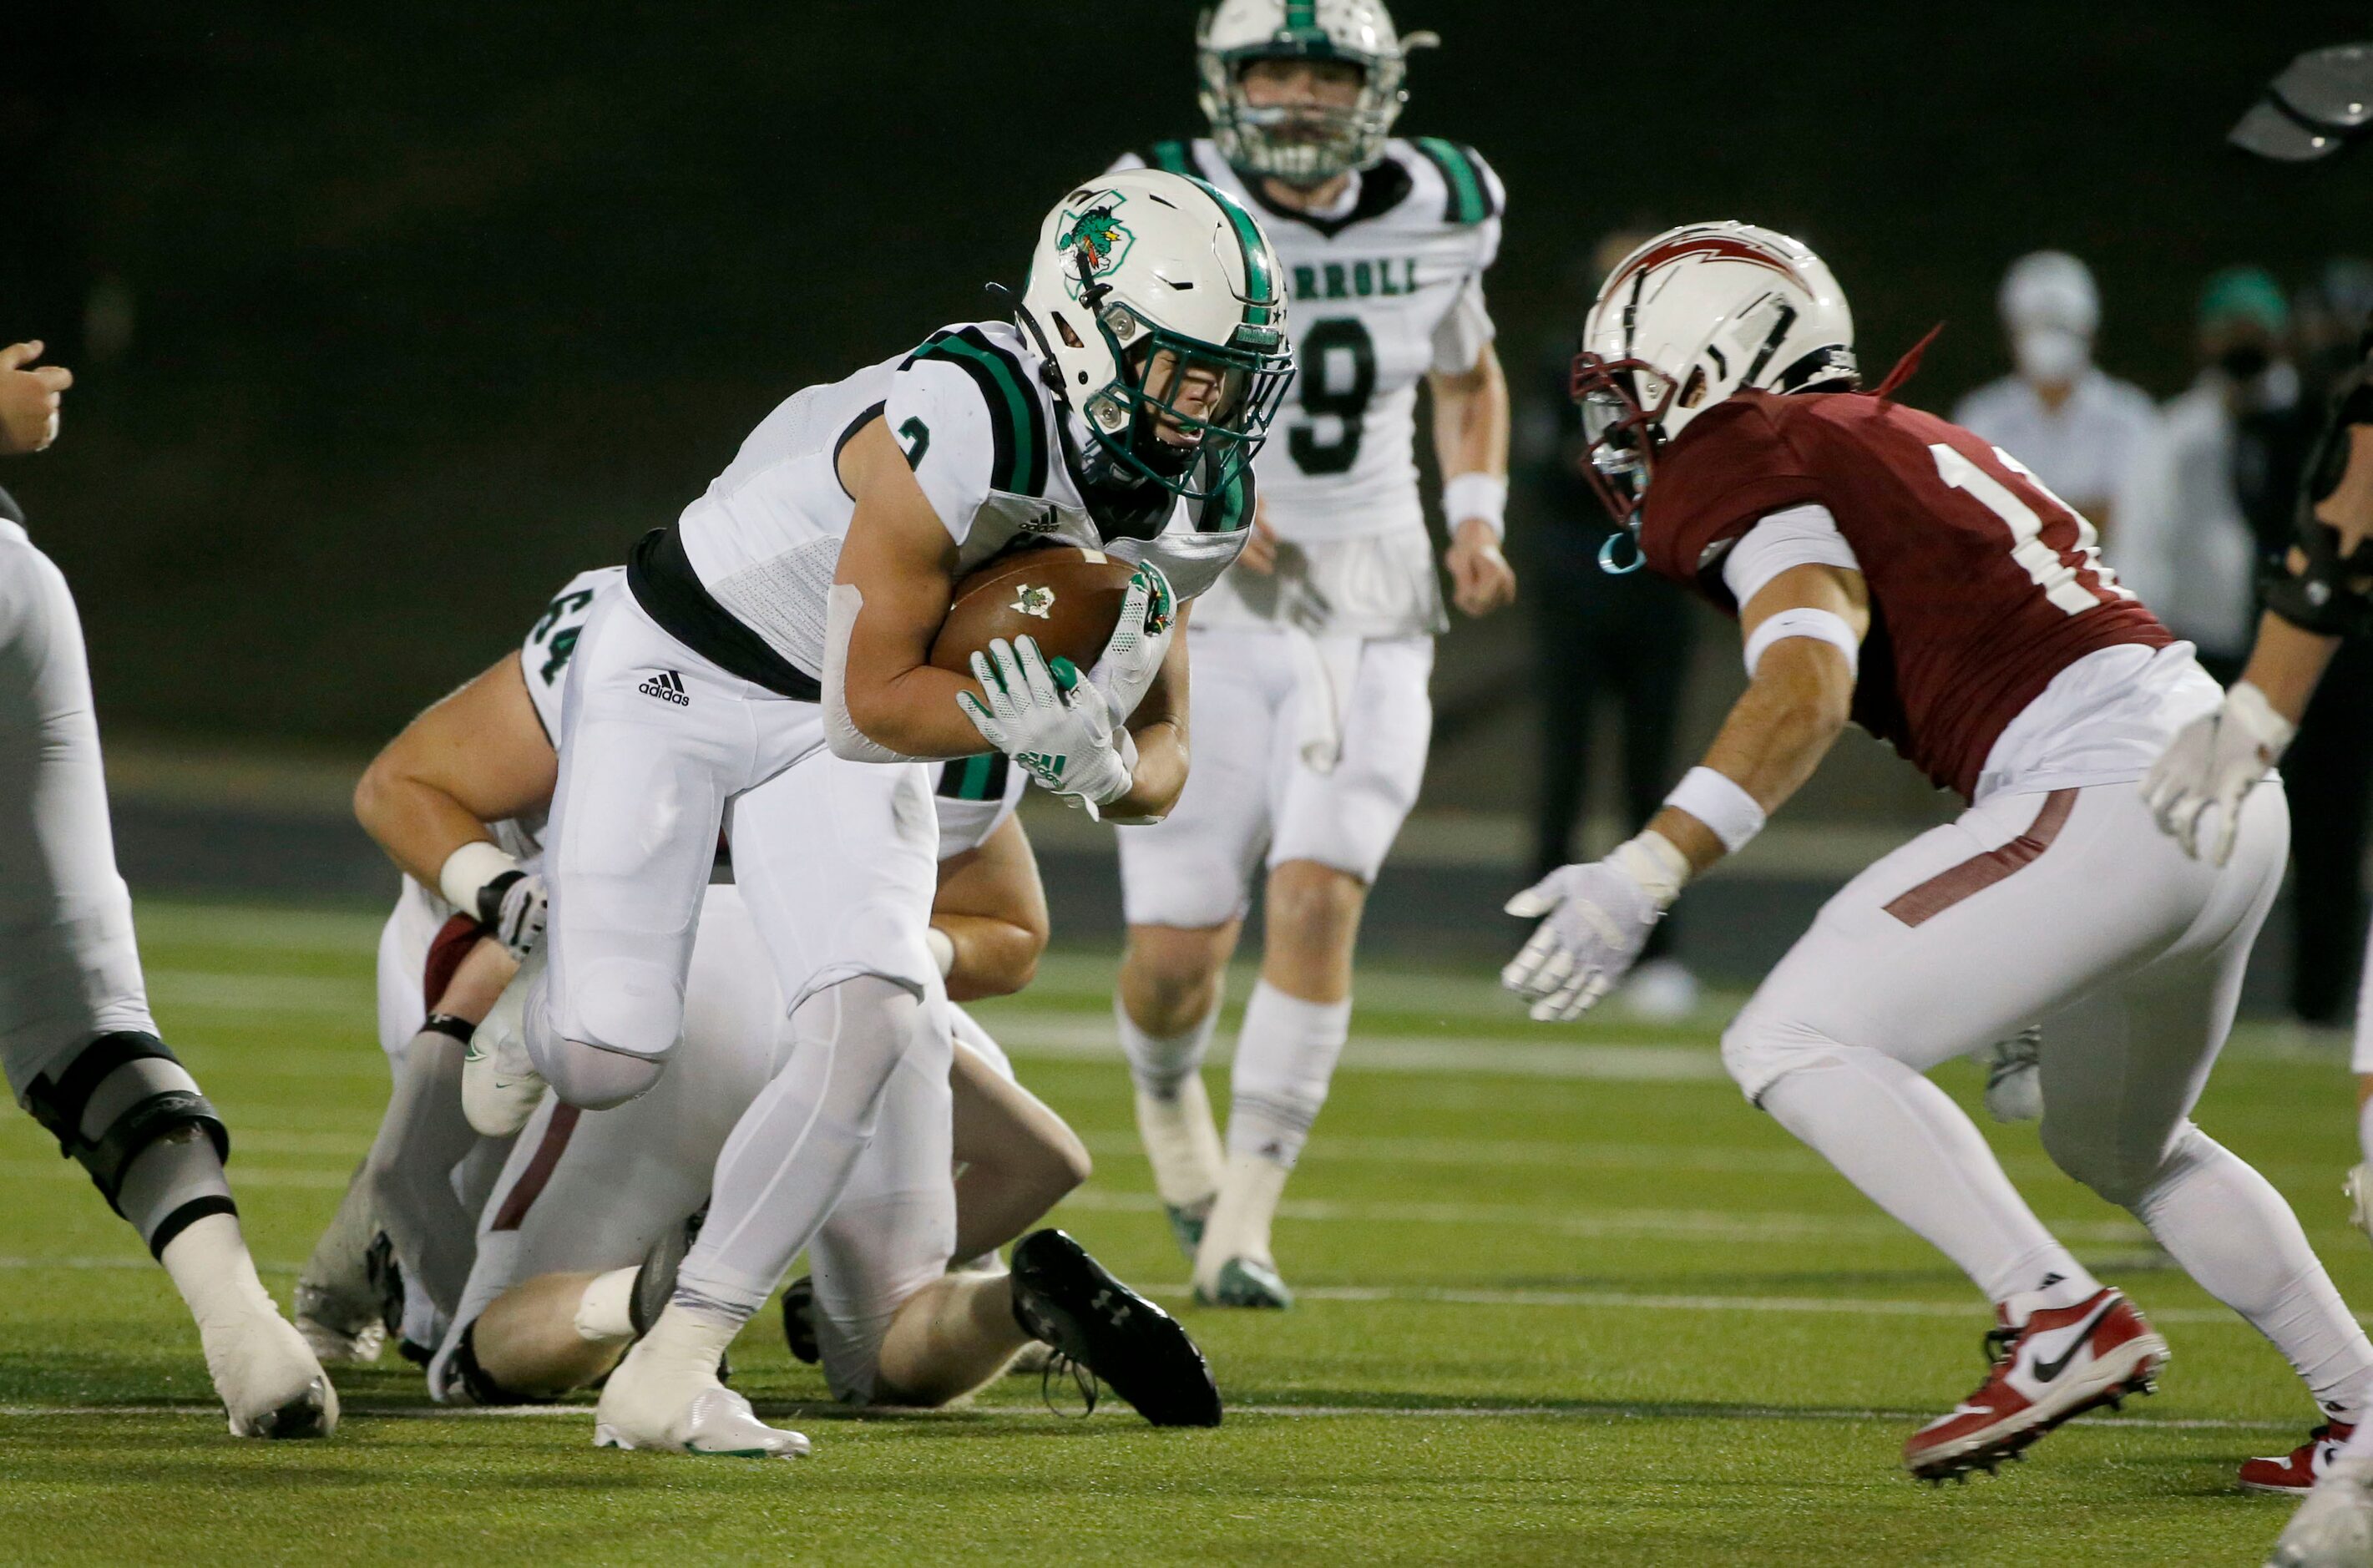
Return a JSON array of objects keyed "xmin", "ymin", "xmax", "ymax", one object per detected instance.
[{"xmin": 3, "ymin": 1, "xmax": 2370, "ymax": 754}]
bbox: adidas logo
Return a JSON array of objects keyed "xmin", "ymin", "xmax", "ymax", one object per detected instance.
[
  {"xmin": 638, "ymin": 670, "xmax": 690, "ymax": 706},
  {"xmin": 1016, "ymin": 751, "xmax": 1066, "ymax": 787},
  {"xmin": 1020, "ymin": 506, "xmax": 1060, "ymax": 534}
]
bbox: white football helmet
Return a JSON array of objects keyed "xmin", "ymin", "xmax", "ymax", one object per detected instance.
[
  {"xmin": 1017, "ymin": 169, "xmax": 1293, "ymax": 503},
  {"xmin": 1572, "ymin": 222, "xmax": 1859, "ymax": 521},
  {"xmin": 1196, "ymin": 0, "xmax": 1437, "ymax": 184}
]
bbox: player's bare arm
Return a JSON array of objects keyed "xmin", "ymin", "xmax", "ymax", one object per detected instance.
[
  {"xmin": 352, "ymin": 654, "xmax": 556, "ymax": 884},
  {"xmin": 352, "ymin": 652, "xmax": 557, "ymax": 956},
  {"xmin": 0, "ymin": 341, "xmax": 72, "ymax": 455},
  {"xmin": 930, "ymin": 813, "xmax": 1050, "ymax": 1001},
  {"xmin": 1429, "ymin": 342, "xmax": 1517, "ymax": 616},
  {"xmin": 1652, "ymin": 564, "xmax": 1867, "ymax": 872},
  {"xmin": 2146, "ymin": 423, "xmax": 2373, "ymax": 861},
  {"xmin": 831, "ymin": 415, "xmax": 994, "ymax": 761}
]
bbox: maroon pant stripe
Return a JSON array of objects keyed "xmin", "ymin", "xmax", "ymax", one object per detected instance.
[
  {"xmin": 1882, "ymin": 789, "xmax": 2077, "ymax": 929},
  {"xmin": 489, "ymin": 1105, "xmax": 581, "ymax": 1232}
]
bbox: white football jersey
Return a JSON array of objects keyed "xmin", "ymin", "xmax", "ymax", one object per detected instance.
[
  {"xmin": 1112, "ymin": 138, "xmax": 1503, "ymax": 545},
  {"xmin": 670, "ymin": 321, "xmax": 1252, "ymax": 681}
]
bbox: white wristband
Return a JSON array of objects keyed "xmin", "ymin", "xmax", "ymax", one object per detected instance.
[
  {"xmin": 437, "ymin": 840, "xmax": 520, "ymax": 915},
  {"xmin": 1442, "ymin": 472, "xmax": 1508, "ymax": 540},
  {"xmin": 1743, "ymin": 608, "xmax": 1861, "ymax": 680},
  {"xmin": 924, "ymin": 926, "xmax": 957, "ymax": 978},
  {"xmin": 1663, "ymin": 766, "xmax": 1767, "ymax": 854}
]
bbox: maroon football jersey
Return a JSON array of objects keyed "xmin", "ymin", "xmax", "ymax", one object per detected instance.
[{"xmin": 1638, "ymin": 388, "xmax": 2170, "ymax": 800}]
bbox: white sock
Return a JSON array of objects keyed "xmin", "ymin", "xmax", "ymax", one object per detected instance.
[
  {"xmin": 160, "ymin": 1211, "xmax": 283, "ymax": 1333},
  {"xmin": 2136, "ymin": 1125, "xmax": 2373, "ymax": 1422},
  {"xmin": 1226, "ymin": 981, "xmax": 1351, "ymax": 1169},
  {"xmin": 635, "ymin": 1300, "xmax": 738, "ymax": 1385},
  {"xmin": 1136, "ymin": 1079, "xmax": 1225, "ymax": 1211},
  {"xmin": 574, "ymin": 1267, "xmax": 640, "ymax": 1342},
  {"xmin": 1116, "ymin": 996, "xmax": 1217, "ymax": 1098},
  {"xmin": 1196, "ymin": 1151, "xmax": 1291, "ymax": 1282},
  {"xmin": 1758, "ymin": 1045, "xmax": 2096, "ymax": 1306},
  {"xmin": 673, "ymin": 976, "xmax": 920, "ymax": 1320}
]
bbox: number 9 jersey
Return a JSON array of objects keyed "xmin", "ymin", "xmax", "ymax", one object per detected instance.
[{"xmin": 1111, "ymin": 138, "xmax": 1503, "ymax": 563}]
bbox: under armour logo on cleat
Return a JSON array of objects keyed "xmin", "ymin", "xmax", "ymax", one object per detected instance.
[
  {"xmin": 1091, "ymin": 1287, "xmax": 1130, "ymax": 1328},
  {"xmin": 639, "ymin": 670, "xmax": 691, "ymax": 706}
]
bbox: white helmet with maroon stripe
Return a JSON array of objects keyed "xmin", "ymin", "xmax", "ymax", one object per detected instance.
[{"xmin": 1571, "ymin": 222, "xmax": 1858, "ymax": 520}]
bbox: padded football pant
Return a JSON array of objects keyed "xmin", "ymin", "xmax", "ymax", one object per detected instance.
[
  {"xmin": 1729, "ymin": 779, "xmax": 2373, "ymax": 1415},
  {"xmin": 433, "ymin": 884, "xmax": 955, "ymax": 1404},
  {"xmin": 0, "ymin": 529, "xmax": 156, "ymax": 1091}
]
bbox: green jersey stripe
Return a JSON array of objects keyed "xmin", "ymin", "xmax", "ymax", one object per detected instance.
[
  {"xmin": 1413, "ymin": 137, "xmax": 1495, "ymax": 225},
  {"xmin": 936, "ymin": 752, "xmax": 1009, "ymax": 802},
  {"xmin": 905, "ymin": 328, "xmax": 1048, "ymax": 496}
]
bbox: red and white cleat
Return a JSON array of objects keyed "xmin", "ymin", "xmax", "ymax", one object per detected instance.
[
  {"xmin": 1903, "ymin": 1287, "xmax": 2169, "ymax": 1483},
  {"xmin": 2244, "ymin": 1424, "xmax": 2359, "ymax": 1496}
]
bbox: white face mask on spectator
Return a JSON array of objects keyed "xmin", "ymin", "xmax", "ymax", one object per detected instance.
[
  {"xmin": 2014, "ymin": 325, "xmax": 2090, "ymax": 387},
  {"xmin": 1999, "ymin": 250, "xmax": 2100, "ymax": 392}
]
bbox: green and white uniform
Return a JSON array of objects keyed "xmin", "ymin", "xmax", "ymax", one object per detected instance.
[{"xmin": 1109, "ymin": 136, "xmax": 1504, "ymax": 923}]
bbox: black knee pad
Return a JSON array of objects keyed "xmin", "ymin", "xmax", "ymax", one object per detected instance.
[{"xmin": 23, "ymin": 1032, "xmax": 230, "ymax": 1211}]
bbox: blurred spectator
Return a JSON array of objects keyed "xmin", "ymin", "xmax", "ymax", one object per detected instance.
[
  {"xmin": 1515, "ymin": 229, "xmax": 1700, "ymax": 1020},
  {"xmin": 1952, "ymin": 251, "xmax": 2159, "ymax": 540},
  {"xmin": 2117, "ymin": 267, "xmax": 2300, "ymax": 680}
]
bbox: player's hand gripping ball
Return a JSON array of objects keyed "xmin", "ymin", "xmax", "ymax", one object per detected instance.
[{"xmin": 957, "ymin": 635, "xmax": 1136, "ymax": 819}]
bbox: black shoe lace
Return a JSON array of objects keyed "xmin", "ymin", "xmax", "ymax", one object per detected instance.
[
  {"xmin": 1040, "ymin": 1351, "xmax": 1100, "ymax": 1419},
  {"xmin": 1981, "ymin": 1323, "xmax": 2019, "ymax": 1369}
]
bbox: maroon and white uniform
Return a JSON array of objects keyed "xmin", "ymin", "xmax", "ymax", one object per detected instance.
[{"xmin": 1647, "ymin": 382, "xmax": 2373, "ymax": 1433}]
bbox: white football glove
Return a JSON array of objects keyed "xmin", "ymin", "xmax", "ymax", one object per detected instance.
[
  {"xmin": 1501, "ymin": 832, "xmax": 1688, "ymax": 1022},
  {"xmin": 1089, "ymin": 562, "xmax": 1177, "ymax": 727},
  {"xmin": 479, "ymin": 870, "xmax": 549, "ymax": 962},
  {"xmin": 958, "ymin": 635, "xmax": 1136, "ymax": 819},
  {"xmin": 2140, "ymin": 682, "xmax": 2295, "ymax": 866}
]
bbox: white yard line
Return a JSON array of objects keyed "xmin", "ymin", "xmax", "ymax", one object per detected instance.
[
  {"xmin": 0, "ymin": 1399, "xmax": 2304, "ymax": 1434},
  {"xmin": 1050, "ymin": 1186, "xmax": 2156, "ymax": 1247}
]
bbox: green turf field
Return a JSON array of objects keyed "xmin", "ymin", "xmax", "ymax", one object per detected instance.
[{"xmin": 0, "ymin": 899, "xmax": 2360, "ymax": 1565}]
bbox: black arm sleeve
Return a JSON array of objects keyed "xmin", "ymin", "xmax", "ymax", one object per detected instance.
[{"xmin": 2261, "ymin": 321, "xmax": 2373, "ymax": 638}]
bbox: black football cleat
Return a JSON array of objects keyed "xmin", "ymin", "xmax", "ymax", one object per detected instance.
[
  {"xmin": 780, "ymin": 1275, "xmax": 821, "ymax": 1366},
  {"xmin": 1009, "ymin": 1229, "xmax": 1221, "ymax": 1428}
]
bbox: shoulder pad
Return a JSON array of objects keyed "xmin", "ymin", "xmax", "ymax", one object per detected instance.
[
  {"xmin": 1408, "ymin": 138, "xmax": 1501, "ymax": 225},
  {"xmin": 1144, "ymin": 139, "xmax": 1197, "ymax": 176},
  {"xmin": 902, "ymin": 326, "xmax": 1051, "ymax": 498}
]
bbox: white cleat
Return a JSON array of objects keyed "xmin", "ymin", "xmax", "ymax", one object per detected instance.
[
  {"xmin": 593, "ymin": 1338, "xmax": 808, "ymax": 1459},
  {"xmin": 2269, "ymin": 1455, "xmax": 2373, "ymax": 1567},
  {"xmin": 296, "ymin": 1315, "xmax": 384, "ymax": 1368},
  {"xmin": 2346, "ymin": 1166, "xmax": 2373, "ymax": 1248},
  {"xmin": 205, "ymin": 1308, "xmax": 339, "ymax": 1439},
  {"xmin": 463, "ymin": 956, "xmax": 547, "ymax": 1136}
]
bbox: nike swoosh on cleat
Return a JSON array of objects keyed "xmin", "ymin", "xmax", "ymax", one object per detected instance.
[{"xmin": 2029, "ymin": 1300, "xmax": 2118, "ymax": 1384}]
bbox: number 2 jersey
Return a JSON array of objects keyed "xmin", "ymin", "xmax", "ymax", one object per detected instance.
[
  {"xmin": 641, "ymin": 320, "xmax": 1252, "ymax": 697},
  {"xmin": 1112, "ymin": 137, "xmax": 1503, "ymax": 636},
  {"xmin": 1637, "ymin": 386, "xmax": 2210, "ymax": 804}
]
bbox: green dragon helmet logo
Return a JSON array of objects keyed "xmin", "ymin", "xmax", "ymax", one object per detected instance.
[{"xmin": 1058, "ymin": 191, "xmax": 1134, "ymax": 301}]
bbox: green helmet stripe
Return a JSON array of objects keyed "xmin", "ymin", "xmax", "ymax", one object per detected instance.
[
  {"xmin": 1283, "ymin": 0, "xmax": 1319, "ymax": 33},
  {"xmin": 1149, "ymin": 139, "xmax": 1194, "ymax": 175},
  {"xmin": 1206, "ymin": 185, "xmax": 1278, "ymax": 326}
]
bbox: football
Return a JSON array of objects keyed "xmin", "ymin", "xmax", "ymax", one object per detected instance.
[{"xmin": 928, "ymin": 544, "xmax": 1136, "ymax": 676}]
